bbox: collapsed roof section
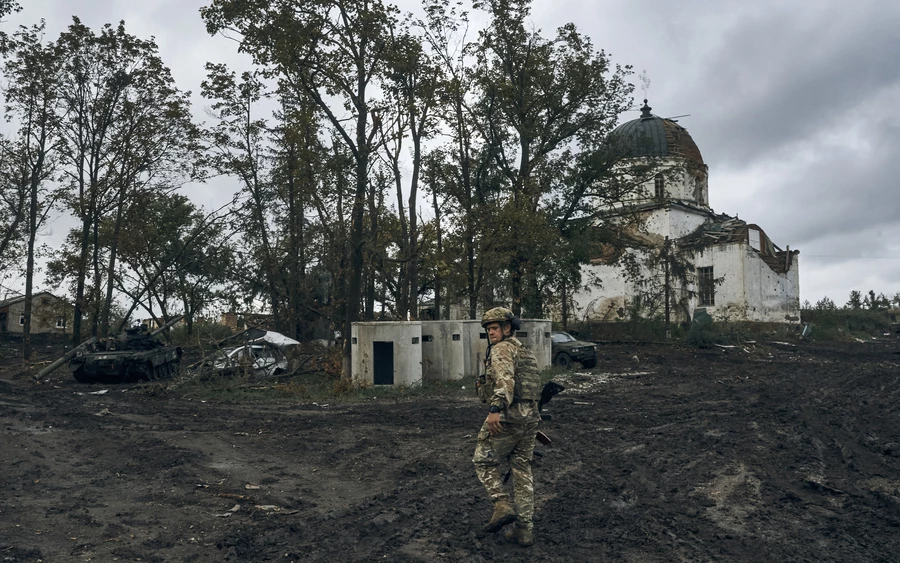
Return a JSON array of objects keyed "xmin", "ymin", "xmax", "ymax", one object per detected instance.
[{"xmin": 679, "ymin": 213, "xmax": 798, "ymax": 274}]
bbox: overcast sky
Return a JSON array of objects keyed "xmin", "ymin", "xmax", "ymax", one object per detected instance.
[{"xmin": 6, "ymin": 0, "xmax": 900, "ymax": 305}]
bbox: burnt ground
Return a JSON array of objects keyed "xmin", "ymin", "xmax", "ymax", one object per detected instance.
[{"xmin": 2, "ymin": 336, "xmax": 900, "ymax": 562}]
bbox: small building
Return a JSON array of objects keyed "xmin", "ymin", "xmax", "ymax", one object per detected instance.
[
  {"xmin": 0, "ymin": 291, "xmax": 73, "ymax": 335},
  {"xmin": 351, "ymin": 321, "xmax": 423, "ymax": 386},
  {"xmin": 357, "ymin": 318, "xmax": 551, "ymax": 386}
]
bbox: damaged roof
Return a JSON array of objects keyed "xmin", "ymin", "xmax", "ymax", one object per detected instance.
[
  {"xmin": 609, "ymin": 100, "xmax": 706, "ymax": 167},
  {"xmin": 679, "ymin": 214, "xmax": 798, "ymax": 274}
]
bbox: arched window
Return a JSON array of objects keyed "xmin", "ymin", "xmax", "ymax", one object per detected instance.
[{"xmin": 654, "ymin": 175, "xmax": 665, "ymax": 199}]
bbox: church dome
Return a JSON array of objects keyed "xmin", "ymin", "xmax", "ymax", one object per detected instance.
[{"xmin": 610, "ymin": 100, "xmax": 705, "ymax": 167}]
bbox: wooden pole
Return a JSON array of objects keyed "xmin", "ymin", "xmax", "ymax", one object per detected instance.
[{"xmin": 664, "ymin": 237, "xmax": 671, "ymax": 340}]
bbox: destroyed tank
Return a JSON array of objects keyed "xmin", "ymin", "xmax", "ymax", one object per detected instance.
[{"xmin": 69, "ymin": 318, "xmax": 183, "ymax": 384}]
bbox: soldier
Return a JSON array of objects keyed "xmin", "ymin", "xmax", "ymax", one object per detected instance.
[{"xmin": 473, "ymin": 307, "xmax": 542, "ymax": 547}]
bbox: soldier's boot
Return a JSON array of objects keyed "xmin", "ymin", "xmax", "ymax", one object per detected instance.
[
  {"xmin": 503, "ymin": 525, "xmax": 534, "ymax": 547},
  {"xmin": 482, "ymin": 499, "xmax": 517, "ymax": 533}
]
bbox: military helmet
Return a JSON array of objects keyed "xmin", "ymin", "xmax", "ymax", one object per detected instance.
[{"xmin": 481, "ymin": 307, "xmax": 515, "ymax": 328}]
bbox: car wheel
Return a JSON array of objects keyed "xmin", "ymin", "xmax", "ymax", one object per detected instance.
[
  {"xmin": 554, "ymin": 352, "xmax": 573, "ymax": 369},
  {"xmin": 580, "ymin": 359, "xmax": 597, "ymax": 369}
]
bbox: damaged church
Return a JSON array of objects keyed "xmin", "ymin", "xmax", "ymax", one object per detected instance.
[{"xmin": 572, "ymin": 101, "xmax": 800, "ymax": 324}]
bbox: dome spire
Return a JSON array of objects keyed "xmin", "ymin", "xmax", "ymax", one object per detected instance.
[{"xmin": 640, "ymin": 99, "xmax": 653, "ymax": 119}]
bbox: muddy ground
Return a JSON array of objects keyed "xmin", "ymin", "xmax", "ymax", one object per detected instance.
[{"xmin": 2, "ymin": 336, "xmax": 900, "ymax": 562}]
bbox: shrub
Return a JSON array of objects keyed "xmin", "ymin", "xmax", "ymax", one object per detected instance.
[
  {"xmin": 168, "ymin": 322, "xmax": 234, "ymax": 348},
  {"xmin": 801, "ymin": 308, "xmax": 894, "ymax": 341}
]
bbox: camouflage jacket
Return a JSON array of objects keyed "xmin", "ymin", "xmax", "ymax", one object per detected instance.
[{"xmin": 478, "ymin": 336, "xmax": 541, "ymax": 424}]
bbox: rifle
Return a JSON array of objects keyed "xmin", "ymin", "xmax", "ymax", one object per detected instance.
[
  {"xmin": 475, "ymin": 343, "xmax": 491, "ymax": 401},
  {"xmin": 539, "ymin": 380, "xmax": 565, "ymax": 418},
  {"xmin": 534, "ymin": 380, "xmax": 565, "ymax": 445}
]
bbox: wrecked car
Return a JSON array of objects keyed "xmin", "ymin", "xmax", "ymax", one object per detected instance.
[{"xmin": 195, "ymin": 329, "xmax": 300, "ymax": 377}]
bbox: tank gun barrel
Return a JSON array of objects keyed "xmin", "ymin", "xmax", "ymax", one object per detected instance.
[
  {"xmin": 35, "ymin": 336, "xmax": 98, "ymax": 380},
  {"xmin": 150, "ymin": 315, "xmax": 184, "ymax": 336}
]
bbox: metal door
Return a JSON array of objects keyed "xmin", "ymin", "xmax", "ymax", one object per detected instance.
[{"xmin": 373, "ymin": 341, "xmax": 394, "ymax": 385}]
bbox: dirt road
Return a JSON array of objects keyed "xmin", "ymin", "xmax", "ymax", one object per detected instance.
[{"xmin": 2, "ymin": 338, "xmax": 900, "ymax": 562}]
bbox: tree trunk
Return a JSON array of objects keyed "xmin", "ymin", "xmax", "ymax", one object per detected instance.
[
  {"xmin": 99, "ymin": 186, "xmax": 127, "ymax": 337},
  {"xmin": 407, "ymin": 121, "xmax": 421, "ymax": 321},
  {"xmin": 72, "ymin": 214, "xmax": 90, "ymax": 345},
  {"xmin": 341, "ymin": 101, "xmax": 369, "ymax": 381},
  {"xmin": 22, "ymin": 177, "xmax": 38, "ymax": 362},
  {"xmin": 431, "ymin": 189, "xmax": 442, "ymax": 321}
]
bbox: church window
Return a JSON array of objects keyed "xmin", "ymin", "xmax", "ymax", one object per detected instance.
[
  {"xmin": 609, "ymin": 176, "xmax": 620, "ymax": 199},
  {"xmin": 19, "ymin": 315, "xmax": 25, "ymax": 325},
  {"xmin": 654, "ymin": 175, "xmax": 665, "ymax": 199},
  {"xmin": 698, "ymin": 267, "xmax": 715, "ymax": 306},
  {"xmin": 693, "ymin": 177, "xmax": 705, "ymax": 204},
  {"xmin": 748, "ymin": 229, "xmax": 761, "ymax": 251}
]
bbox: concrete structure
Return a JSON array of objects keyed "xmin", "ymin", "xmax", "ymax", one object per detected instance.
[
  {"xmin": 421, "ymin": 320, "xmax": 468, "ymax": 382},
  {"xmin": 351, "ymin": 321, "xmax": 423, "ymax": 386},
  {"xmin": 571, "ymin": 100, "xmax": 800, "ymax": 325},
  {"xmin": 356, "ymin": 318, "xmax": 552, "ymax": 385},
  {"xmin": 515, "ymin": 319, "xmax": 552, "ymax": 371},
  {"xmin": 0, "ymin": 292, "xmax": 73, "ymax": 335}
]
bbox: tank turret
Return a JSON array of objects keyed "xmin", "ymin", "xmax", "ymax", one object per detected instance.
[{"xmin": 69, "ymin": 317, "xmax": 183, "ymax": 383}]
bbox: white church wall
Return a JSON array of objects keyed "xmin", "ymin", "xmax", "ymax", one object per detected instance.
[
  {"xmin": 692, "ymin": 244, "xmax": 801, "ymax": 323},
  {"xmin": 574, "ymin": 241, "xmax": 800, "ymax": 325},
  {"xmin": 573, "ymin": 262, "xmax": 633, "ymax": 322},
  {"xmin": 669, "ymin": 208, "xmax": 708, "ymax": 238},
  {"xmin": 692, "ymin": 244, "xmax": 749, "ymax": 321},
  {"xmin": 742, "ymin": 253, "xmax": 801, "ymax": 322},
  {"xmin": 643, "ymin": 207, "xmax": 709, "ymax": 239},
  {"xmin": 667, "ymin": 168, "xmax": 688, "ymax": 200}
]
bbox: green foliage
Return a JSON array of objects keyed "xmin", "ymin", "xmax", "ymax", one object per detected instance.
[
  {"xmin": 683, "ymin": 321, "xmax": 796, "ymax": 348},
  {"xmin": 801, "ymin": 307, "xmax": 894, "ymax": 341},
  {"xmin": 170, "ymin": 366, "xmax": 471, "ymax": 404},
  {"xmin": 167, "ymin": 322, "xmax": 234, "ymax": 348},
  {"xmin": 571, "ymin": 318, "xmax": 684, "ymax": 342},
  {"xmin": 846, "ymin": 290, "xmax": 862, "ymax": 309},
  {"xmin": 685, "ymin": 325, "xmax": 720, "ymax": 348},
  {"xmin": 862, "ymin": 290, "xmax": 891, "ymax": 310}
]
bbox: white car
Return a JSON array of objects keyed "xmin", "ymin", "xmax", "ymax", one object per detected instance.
[
  {"xmin": 213, "ymin": 344, "xmax": 287, "ymax": 377},
  {"xmin": 199, "ymin": 330, "xmax": 300, "ymax": 377}
]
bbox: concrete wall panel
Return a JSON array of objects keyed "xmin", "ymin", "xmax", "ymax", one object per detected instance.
[{"xmin": 351, "ymin": 322, "xmax": 422, "ymax": 386}]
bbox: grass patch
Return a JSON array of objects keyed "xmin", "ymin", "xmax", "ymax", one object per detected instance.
[
  {"xmin": 801, "ymin": 309, "xmax": 896, "ymax": 341},
  {"xmin": 573, "ymin": 319, "xmax": 685, "ymax": 342},
  {"xmin": 161, "ymin": 366, "xmax": 476, "ymax": 405},
  {"xmin": 684, "ymin": 321, "xmax": 802, "ymax": 348}
]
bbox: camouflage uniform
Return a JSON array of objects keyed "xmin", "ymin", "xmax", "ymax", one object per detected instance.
[{"xmin": 474, "ymin": 336, "xmax": 542, "ymax": 531}]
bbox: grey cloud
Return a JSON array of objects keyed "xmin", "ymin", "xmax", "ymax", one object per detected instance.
[
  {"xmin": 724, "ymin": 115, "xmax": 900, "ymax": 250},
  {"xmin": 687, "ymin": 4, "xmax": 900, "ymax": 168}
]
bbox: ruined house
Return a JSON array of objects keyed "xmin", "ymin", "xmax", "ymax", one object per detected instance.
[
  {"xmin": 572, "ymin": 100, "xmax": 800, "ymax": 324},
  {"xmin": 0, "ymin": 291, "xmax": 74, "ymax": 335}
]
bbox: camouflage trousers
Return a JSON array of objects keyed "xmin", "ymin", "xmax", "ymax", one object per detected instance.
[{"xmin": 473, "ymin": 419, "xmax": 539, "ymax": 530}]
